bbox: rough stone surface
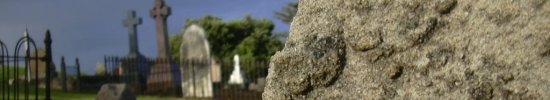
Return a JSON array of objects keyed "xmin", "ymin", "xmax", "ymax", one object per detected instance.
[
  {"xmin": 97, "ymin": 84, "xmax": 136, "ymax": 100},
  {"xmin": 264, "ymin": 0, "xmax": 550, "ymax": 99}
]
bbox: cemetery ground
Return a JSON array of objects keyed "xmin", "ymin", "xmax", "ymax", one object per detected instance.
[
  {"xmin": 0, "ymin": 86, "xmax": 182, "ymax": 100},
  {"xmin": 0, "ymin": 67, "xmax": 183, "ymax": 100}
]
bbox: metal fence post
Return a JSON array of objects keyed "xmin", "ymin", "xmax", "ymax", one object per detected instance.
[
  {"xmin": 44, "ymin": 30, "xmax": 52, "ymax": 100},
  {"xmin": 61, "ymin": 56, "xmax": 67, "ymax": 92},
  {"xmin": 76, "ymin": 58, "xmax": 81, "ymax": 92}
]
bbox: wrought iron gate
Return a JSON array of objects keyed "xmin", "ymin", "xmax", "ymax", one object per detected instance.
[{"xmin": 0, "ymin": 30, "xmax": 53, "ymax": 100}]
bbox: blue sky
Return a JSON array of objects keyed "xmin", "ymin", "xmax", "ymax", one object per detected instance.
[{"xmin": 0, "ymin": 0, "xmax": 295, "ymax": 75}]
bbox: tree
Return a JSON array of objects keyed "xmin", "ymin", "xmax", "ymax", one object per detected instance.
[
  {"xmin": 170, "ymin": 33, "xmax": 183, "ymax": 63},
  {"xmin": 234, "ymin": 19, "xmax": 283, "ymax": 78},
  {"xmin": 275, "ymin": 2, "xmax": 299, "ymax": 24},
  {"xmin": 170, "ymin": 15, "xmax": 284, "ymax": 82},
  {"xmin": 274, "ymin": 2, "xmax": 298, "ymax": 40}
]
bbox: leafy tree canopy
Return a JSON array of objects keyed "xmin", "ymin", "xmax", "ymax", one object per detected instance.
[
  {"xmin": 273, "ymin": 2, "xmax": 298, "ymax": 40},
  {"xmin": 275, "ymin": 2, "xmax": 298, "ymax": 24},
  {"xmin": 170, "ymin": 15, "xmax": 284, "ymax": 81}
]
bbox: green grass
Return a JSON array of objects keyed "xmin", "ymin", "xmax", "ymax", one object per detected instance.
[
  {"xmin": 0, "ymin": 67, "xmax": 183, "ymax": 100},
  {"xmin": 0, "ymin": 67, "xmax": 27, "ymax": 80},
  {"xmin": 51, "ymin": 90, "xmax": 96, "ymax": 100},
  {"xmin": 0, "ymin": 84, "xmax": 94, "ymax": 100},
  {"xmin": 52, "ymin": 91, "xmax": 183, "ymax": 100},
  {"xmin": 0, "ymin": 85, "xmax": 184, "ymax": 100},
  {"xmin": 1, "ymin": 90, "xmax": 182, "ymax": 100}
]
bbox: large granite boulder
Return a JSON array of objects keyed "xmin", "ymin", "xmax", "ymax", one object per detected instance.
[
  {"xmin": 96, "ymin": 84, "xmax": 136, "ymax": 100},
  {"xmin": 264, "ymin": 0, "xmax": 550, "ymax": 99}
]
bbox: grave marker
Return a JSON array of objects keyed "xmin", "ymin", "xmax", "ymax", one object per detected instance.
[
  {"xmin": 145, "ymin": 0, "xmax": 181, "ymax": 96},
  {"xmin": 180, "ymin": 25, "xmax": 213, "ymax": 97},
  {"xmin": 122, "ymin": 10, "xmax": 143, "ymax": 58}
]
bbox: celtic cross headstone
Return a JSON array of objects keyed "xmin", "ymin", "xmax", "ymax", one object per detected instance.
[{"xmin": 123, "ymin": 10, "xmax": 142, "ymax": 58}]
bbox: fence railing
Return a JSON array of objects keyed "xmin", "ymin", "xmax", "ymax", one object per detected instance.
[
  {"xmin": 0, "ymin": 30, "xmax": 54, "ymax": 100},
  {"xmin": 59, "ymin": 57, "xmax": 81, "ymax": 92},
  {"xmin": 100, "ymin": 56, "xmax": 269, "ymax": 99}
]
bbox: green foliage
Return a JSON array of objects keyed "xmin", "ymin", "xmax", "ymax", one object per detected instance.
[
  {"xmin": 274, "ymin": 2, "xmax": 298, "ymax": 40},
  {"xmin": 170, "ymin": 33, "xmax": 183, "ymax": 63},
  {"xmin": 79, "ymin": 72, "xmax": 89, "ymax": 77},
  {"xmin": 170, "ymin": 15, "xmax": 284, "ymax": 82}
]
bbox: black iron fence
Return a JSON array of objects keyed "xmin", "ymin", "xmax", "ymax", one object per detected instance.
[
  {"xmin": 104, "ymin": 56, "xmax": 155, "ymax": 94},
  {"xmin": 0, "ymin": 30, "xmax": 54, "ymax": 100},
  {"xmin": 59, "ymin": 57, "xmax": 81, "ymax": 92},
  {"xmin": 99, "ymin": 55, "xmax": 269, "ymax": 99}
]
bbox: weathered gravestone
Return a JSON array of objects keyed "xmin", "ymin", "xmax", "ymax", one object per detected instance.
[
  {"xmin": 146, "ymin": 0, "xmax": 181, "ymax": 96},
  {"xmin": 211, "ymin": 60, "xmax": 222, "ymax": 87},
  {"xmin": 180, "ymin": 24, "xmax": 213, "ymax": 97},
  {"xmin": 96, "ymin": 84, "xmax": 136, "ymax": 100},
  {"xmin": 29, "ymin": 48, "xmax": 56, "ymax": 80}
]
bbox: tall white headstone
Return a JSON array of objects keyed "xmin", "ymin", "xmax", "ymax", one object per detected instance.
[
  {"xmin": 228, "ymin": 55, "xmax": 244, "ymax": 85},
  {"xmin": 24, "ymin": 28, "xmax": 31, "ymax": 81},
  {"xmin": 180, "ymin": 24, "xmax": 213, "ymax": 97}
]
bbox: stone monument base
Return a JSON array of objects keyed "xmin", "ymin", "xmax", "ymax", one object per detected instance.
[{"xmin": 145, "ymin": 62, "xmax": 181, "ymax": 97}]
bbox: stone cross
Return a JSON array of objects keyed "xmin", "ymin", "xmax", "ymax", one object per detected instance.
[
  {"xmin": 150, "ymin": 0, "xmax": 172, "ymax": 59},
  {"xmin": 146, "ymin": 0, "xmax": 181, "ymax": 96},
  {"xmin": 123, "ymin": 10, "xmax": 142, "ymax": 57}
]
